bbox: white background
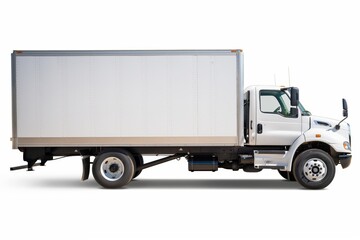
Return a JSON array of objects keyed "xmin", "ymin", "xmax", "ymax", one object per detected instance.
[{"xmin": 0, "ymin": 0, "xmax": 359, "ymax": 239}]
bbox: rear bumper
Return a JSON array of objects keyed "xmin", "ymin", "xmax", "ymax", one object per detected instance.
[{"xmin": 339, "ymin": 154, "xmax": 352, "ymax": 169}]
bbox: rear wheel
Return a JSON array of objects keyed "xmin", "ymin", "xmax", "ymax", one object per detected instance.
[
  {"xmin": 278, "ymin": 170, "xmax": 296, "ymax": 181},
  {"xmin": 293, "ymin": 149, "xmax": 335, "ymax": 189},
  {"xmin": 92, "ymin": 151, "xmax": 135, "ymax": 188}
]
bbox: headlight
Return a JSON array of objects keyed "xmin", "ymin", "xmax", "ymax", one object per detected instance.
[{"xmin": 343, "ymin": 141, "xmax": 351, "ymax": 151}]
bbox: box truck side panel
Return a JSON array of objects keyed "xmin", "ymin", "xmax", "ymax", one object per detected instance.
[{"xmin": 14, "ymin": 52, "xmax": 239, "ymax": 147}]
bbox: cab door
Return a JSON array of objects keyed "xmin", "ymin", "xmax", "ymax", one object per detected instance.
[{"xmin": 255, "ymin": 89, "xmax": 302, "ymax": 146}]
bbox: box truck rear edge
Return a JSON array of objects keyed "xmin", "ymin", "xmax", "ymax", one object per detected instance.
[{"xmin": 10, "ymin": 50, "xmax": 352, "ymax": 189}]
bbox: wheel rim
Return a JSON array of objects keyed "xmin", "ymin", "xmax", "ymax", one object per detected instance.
[
  {"xmin": 303, "ymin": 158, "xmax": 327, "ymax": 182},
  {"xmin": 100, "ymin": 157, "xmax": 125, "ymax": 181}
]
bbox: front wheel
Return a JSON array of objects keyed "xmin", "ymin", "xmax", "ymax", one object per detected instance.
[
  {"xmin": 293, "ymin": 149, "xmax": 335, "ymax": 189},
  {"xmin": 92, "ymin": 151, "xmax": 135, "ymax": 188}
]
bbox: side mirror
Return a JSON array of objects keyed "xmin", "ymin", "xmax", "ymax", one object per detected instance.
[
  {"xmin": 290, "ymin": 107, "xmax": 298, "ymax": 118},
  {"xmin": 335, "ymin": 98, "xmax": 349, "ymax": 130},
  {"xmin": 290, "ymin": 87, "xmax": 299, "ymax": 106},
  {"xmin": 342, "ymin": 98, "xmax": 348, "ymax": 117}
]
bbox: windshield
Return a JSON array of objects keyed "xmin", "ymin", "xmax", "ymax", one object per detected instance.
[{"xmin": 298, "ymin": 102, "xmax": 311, "ymax": 116}]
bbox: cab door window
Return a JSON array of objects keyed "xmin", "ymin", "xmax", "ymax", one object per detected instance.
[{"xmin": 260, "ymin": 90, "xmax": 292, "ymax": 117}]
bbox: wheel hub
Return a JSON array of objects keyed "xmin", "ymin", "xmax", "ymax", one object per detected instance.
[
  {"xmin": 109, "ymin": 163, "xmax": 119, "ymax": 173},
  {"xmin": 303, "ymin": 158, "xmax": 327, "ymax": 182},
  {"xmin": 312, "ymin": 166, "xmax": 319, "ymax": 173},
  {"xmin": 100, "ymin": 157, "xmax": 125, "ymax": 181}
]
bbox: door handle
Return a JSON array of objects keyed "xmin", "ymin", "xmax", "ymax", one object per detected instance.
[
  {"xmin": 257, "ymin": 124, "xmax": 263, "ymax": 134},
  {"xmin": 250, "ymin": 120, "xmax": 253, "ymax": 130}
]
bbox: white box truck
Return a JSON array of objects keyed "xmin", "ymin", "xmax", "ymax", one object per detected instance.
[{"xmin": 11, "ymin": 50, "xmax": 352, "ymax": 189}]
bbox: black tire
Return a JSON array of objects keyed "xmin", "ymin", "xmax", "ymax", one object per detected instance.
[
  {"xmin": 98, "ymin": 148, "xmax": 141, "ymax": 179},
  {"xmin": 92, "ymin": 151, "xmax": 135, "ymax": 188},
  {"xmin": 278, "ymin": 170, "xmax": 296, "ymax": 181},
  {"xmin": 132, "ymin": 154, "xmax": 144, "ymax": 179},
  {"xmin": 293, "ymin": 149, "xmax": 335, "ymax": 189}
]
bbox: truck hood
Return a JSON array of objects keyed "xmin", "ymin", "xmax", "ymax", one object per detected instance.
[
  {"xmin": 310, "ymin": 115, "xmax": 351, "ymax": 140},
  {"xmin": 311, "ymin": 115, "xmax": 339, "ymax": 129}
]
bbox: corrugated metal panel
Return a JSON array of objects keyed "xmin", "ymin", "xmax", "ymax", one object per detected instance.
[{"xmin": 14, "ymin": 50, "xmax": 240, "ymax": 146}]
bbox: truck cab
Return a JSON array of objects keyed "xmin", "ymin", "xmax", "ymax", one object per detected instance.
[{"xmin": 244, "ymin": 86, "xmax": 352, "ymax": 189}]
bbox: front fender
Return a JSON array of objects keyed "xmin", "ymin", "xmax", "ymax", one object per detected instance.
[
  {"xmin": 283, "ymin": 135, "xmax": 306, "ymax": 171},
  {"xmin": 283, "ymin": 128, "xmax": 351, "ymax": 171},
  {"xmin": 304, "ymin": 128, "xmax": 351, "ymax": 153}
]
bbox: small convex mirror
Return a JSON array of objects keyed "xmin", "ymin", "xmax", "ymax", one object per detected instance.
[{"xmin": 342, "ymin": 98, "xmax": 348, "ymax": 117}]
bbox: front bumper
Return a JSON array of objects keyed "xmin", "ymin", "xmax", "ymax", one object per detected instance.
[{"xmin": 339, "ymin": 154, "xmax": 352, "ymax": 169}]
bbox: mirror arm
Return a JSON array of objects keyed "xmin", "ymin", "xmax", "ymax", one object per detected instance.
[{"xmin": 335, "ymin": 116, "xmax": 348, "ymax": 130}]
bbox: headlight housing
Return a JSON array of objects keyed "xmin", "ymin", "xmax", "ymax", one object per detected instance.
[{"xmin": 343, "ymin": 141, "xmax": 351, "ymax": 151}]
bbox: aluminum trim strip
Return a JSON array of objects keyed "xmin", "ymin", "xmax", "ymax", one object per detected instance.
[
  {"xmin": 17, "ymin": 137, "xmax": 238, "ymax": 147},
  {"xmin": 11, "ymin": 52, "xmax": 18, "ymax": 149},
  {"xmin": 14, "ymin": 50, "xmax": 241, "ymax": 57},
  {"xmin": 237, "ymin": 50, "xmax": 245, "ymax": 146}
]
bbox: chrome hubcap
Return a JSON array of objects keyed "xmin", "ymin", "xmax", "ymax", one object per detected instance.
[
  {"xmin": 303, "ymin": 158, "xmax": 327, "ymax": 182},
  {"xmin": 100, "ymin": 157, "xmax": 125, "ymax": 181}
]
